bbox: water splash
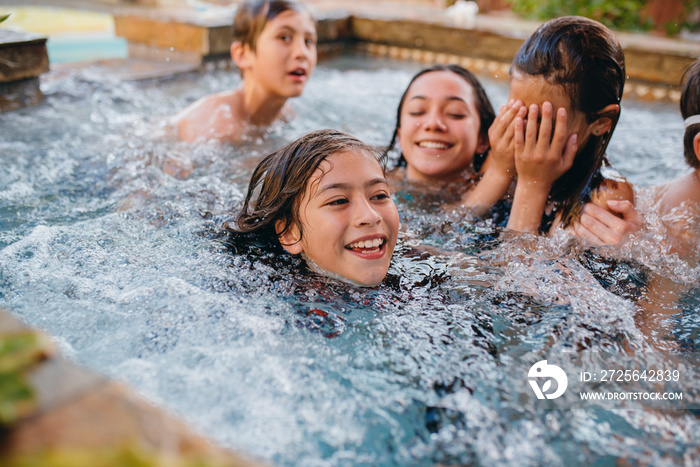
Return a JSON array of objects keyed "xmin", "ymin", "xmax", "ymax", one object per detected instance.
[{"xmin": 0, "ymin": 55, "xmax": 697, "ymax": 466}]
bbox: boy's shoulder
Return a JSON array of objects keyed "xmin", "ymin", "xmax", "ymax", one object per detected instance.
[
  {"xmin": 655, "ymin": 171, "xmax": 700, "ymax": 217},
  {"xmin": 173, "ymin": 89, "xmax": 243, "ymax": 122},
  {"xmin": 171, "ymin": 89, "xmax": 245, "ymax": 143}
]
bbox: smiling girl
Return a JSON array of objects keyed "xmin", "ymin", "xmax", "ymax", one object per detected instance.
[
  {"xmin": 385, "ymin": 64, "xmax": 495, "ymax": 188},
  {"xmin": 171, "ymin": 0, "xmax": 317, "ymax": 143},
  {"xmin": 229, "ymin": 129, "xmax": 400, "ymax": 287}
]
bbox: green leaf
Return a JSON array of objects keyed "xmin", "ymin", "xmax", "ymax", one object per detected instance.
[{"xmin": 0, "ymin": 14, "xmax": 10, "ymax": 23}]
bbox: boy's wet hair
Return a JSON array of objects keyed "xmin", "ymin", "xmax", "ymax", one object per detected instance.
[
  {"xmin": 681, "ymin": 60, "xmax": 700, "ymax": 169},
  {"xmin": 385, "ymin": 64, "xmax": 495, "ymax": 172},
  {"xmin": 512, "ymin": 16, "xmax": 626, "ymax": 229},
  {"xmin": 233, "ymin": 0, "xmax": 310, "ymax": 52},
  {"xmin": 230, "ymin": 129, "xmax": 386, "ymax": 245}
]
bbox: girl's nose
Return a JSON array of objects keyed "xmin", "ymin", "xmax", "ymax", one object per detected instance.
[
  {"xmin": 355, "ymin": 199, "xmax": 382, "ymax": 226},
  {"xmin": 424, "ymin": 111, "xmax": 447, "ymax": 131}
]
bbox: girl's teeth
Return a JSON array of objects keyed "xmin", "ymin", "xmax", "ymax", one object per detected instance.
[
  {"xmin": 349, "ymin": 239, "xmax": 383, "ymax": 249},
  {"xmin": 419, "ymin": 141, "xmax": 448, "ymax": 149}
]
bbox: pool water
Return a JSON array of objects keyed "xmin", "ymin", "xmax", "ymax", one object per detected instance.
[
  {"xmin": 0, "ymin": 55, "xmax": 698, "ymax": 466},
  {"xmin": 46, "ymin": 33, "xmax": 128, "ymax": 64},
  {"xmin": 0, "ymin": 5, "xmax": 128, "ymax": 64}
]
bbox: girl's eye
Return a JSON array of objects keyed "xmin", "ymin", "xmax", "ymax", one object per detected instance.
[
  {"xmin": 327, "ymin": 198, "xmax": 348, "ymax": 206},
  {"xmin": 407, "ymin": 111, "xmax": 425, "ymax": 117},
  {"xmin": 279, "ymin": 35, "xmax": 291, "ymax": 42},
  {"xmin": 305, "ymin": 38, "xmax": 317, "ymax": 47},
  {"xmin": 371, "ymin": 193, "xmax": 390, "ymax": 201},
  {"xmin": 448, "ymin": 113, "xmax": 467, "ymax": 119}
]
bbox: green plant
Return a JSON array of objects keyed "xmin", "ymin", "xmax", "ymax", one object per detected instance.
[
  {"xmin": 0, "ymin": 331, "xmax": 53, "ymax": 426},
  {"xmin": 508, "ymin": 0, "xmax": 652, "ymax": 32},
  {"xmin": 0, "ymin": 13, "xmax": 10, "ymax": 23}
]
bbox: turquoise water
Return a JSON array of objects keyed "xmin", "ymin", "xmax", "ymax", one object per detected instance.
[
  {"xmin": 47, "ymin": 33, "xmax": 128, "ymax": 64},
  {"xmin": 0, "ymin": 55, "xmax": 697, "ymax": 466}
]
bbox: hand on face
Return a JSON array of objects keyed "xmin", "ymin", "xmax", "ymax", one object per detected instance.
[
  {"xmin": 487, "ymin": 99, "xmax": 528, "ymax": 179},
  {"xmin": 513, "ymin": 102, "xmax": 578, "ymax": 190}
]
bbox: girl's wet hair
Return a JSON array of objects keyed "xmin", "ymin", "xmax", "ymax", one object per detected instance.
[
  {"xmin": 233, "ymin": 0, "xmax": 310, "ymax": 51},
  {"xmin": 385, "ymin": 64, "xmax": 495, "ymax": 172},
  {"xmin": 681, "ymin": 60, "xmax": 700, "ymax": 169},
  {"xmin": 512, "ymin": 16, "xmax": 625, "ymax": 228},
  {"xmin": 230, "ymin": 129, "xmax": 386, "ymax": 245}
]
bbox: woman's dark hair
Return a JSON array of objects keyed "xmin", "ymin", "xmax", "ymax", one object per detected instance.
[
  {"xmin": 233, "ymin": 0, "xmax": 311, "ymax": 51},
  {"xmin": 384, "ymin": 64, "xmax": 495, "ymax": 173},
  {"xmin": 227, "ymin": 129, "xmax": 386, "ymax": 246},
  {"xmin": 681, "ymin": 59, "xmax": 700, "ymax": 169},
  {"xmin": 512, "ymin": 16, "xmax": 626, "ymax": 229}
]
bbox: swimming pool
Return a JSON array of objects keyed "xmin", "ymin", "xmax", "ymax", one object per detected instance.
[
  {"xmin": 0, "ymin": 54, "xmax": 698, "ymax": 466},
  {"xmin": 0, "ymin": 5, "xmax": 128, "ymax": 64}
]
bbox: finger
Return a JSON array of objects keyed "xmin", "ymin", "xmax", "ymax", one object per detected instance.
[
  {"xmin": 503, "ymin": 105, "xmax": 528, "ymax": 147},
  {"xmin": 514, "ymin": 116, "xmax": 525, "ymax": 156},
  {"xmin": 524, "ymin": 104, "xmax": 539, "ymax": 150},
  {"xmin": 503, "ymin": 101, "xmax": 524, "ymax": 125},
  {"xmin": 571, "ymin": 221, "xmax": 606, "ymax": 246},
  {"xmin": 579, "ymin": 205, "xmax": 626, "ymax": 244},
  {"xmin": 550, "ymin": 107, "xmax": 570, "ymax": 153},
  {"xmin": 490, "ymin": 102, "xmax": 519, "ymax": 139},
  {"xmin": 606, "ymin": 199, "xmax": 643, "ymax": 227},
  {"xmin": 585, "ymin": 201, "xmax": 642, "ymax": 235},
  {"xmin": 538, "ymin": 101, "xmax": 553, "ymax": 149}
]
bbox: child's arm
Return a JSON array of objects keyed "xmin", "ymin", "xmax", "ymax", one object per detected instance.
[
  {"xmin": 506, "ymin": 103, "xmax": 578, "ymax": 234},
  {"xmin": 460, "ymin": 100, "xmax": 527, "ymax": 215}
]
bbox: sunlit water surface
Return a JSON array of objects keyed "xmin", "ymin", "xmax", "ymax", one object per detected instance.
[{"xmin": 1, "ymin": 55, "xmax": 698, "ymax": 466}]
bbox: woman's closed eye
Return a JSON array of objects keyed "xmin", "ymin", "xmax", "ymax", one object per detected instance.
[
  {"xmin": 408, "ymin": 110, "xmax": 426, "ymax": 117},
  {"xmin": 445, "ymin": 105, "xmax": 469, "ymax": 120}
]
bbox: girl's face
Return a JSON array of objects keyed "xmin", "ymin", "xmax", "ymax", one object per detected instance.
[
  {"xmin": 397, "ymin": 70, "xmax": 489, "ymax": 184},
  {"xmin": 508, "ymin": 72, "xmax": 594, "ymax": 147},
  {"xmin": 242, "ymin": 9, "xmax": 317, "ymax": 98},
  {"xmin": 278, "ymin": 151, "xmax": 400, "ymax": 287}
]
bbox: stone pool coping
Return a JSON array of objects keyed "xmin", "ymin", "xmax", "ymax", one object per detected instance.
[
  {"xmin": 103, "ymin": 0, "xmax": 700, "ymax": 101},
  {"xmin": 0, "ymin": 309, "xmax": 268, "ymax": 466},
  {"xmin": 0, "ymin": 30, "xmax": 49, "ymax": 110},
  {"xmin": 3, "ymin": 0, "xmax": 699, "ymax": 102}
]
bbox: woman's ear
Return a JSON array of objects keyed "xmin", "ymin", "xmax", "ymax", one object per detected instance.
[
  {"xmin": 475, "ymin": 131, "xmax": 490, "ymax": 155},
  {"xmin": 231, "ymin": 41, "xmax": 252, "ymax": 70},
  {"xmin": 591, "ymin": 104, "xmax": 620, "ymax": 135},
  {"xmin": 275, "ymin": 219, "xmax": 303, "ymax": 255},
  {"xmin": 694, "ymin": 132, "xmax": 700, "ymax": 165}
]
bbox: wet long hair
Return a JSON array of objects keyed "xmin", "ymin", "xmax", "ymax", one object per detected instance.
[
  {"xmin": 228, "ymin": 129, "xmax": 386, "ymax": 246},
  {"xmin": 384, "ymin": 64, "xmax": 495, "ymax": 173},
  {"xmin": 233, "ymin": 0, "xmax": 311, "ymax": 51},
  {"xmin": 512, "ymin": 16, "xmax": 626, "ymax": 229},
  {"xmin": 681, "ymin": 59, "xmax": 700, "ymax": 169}
]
